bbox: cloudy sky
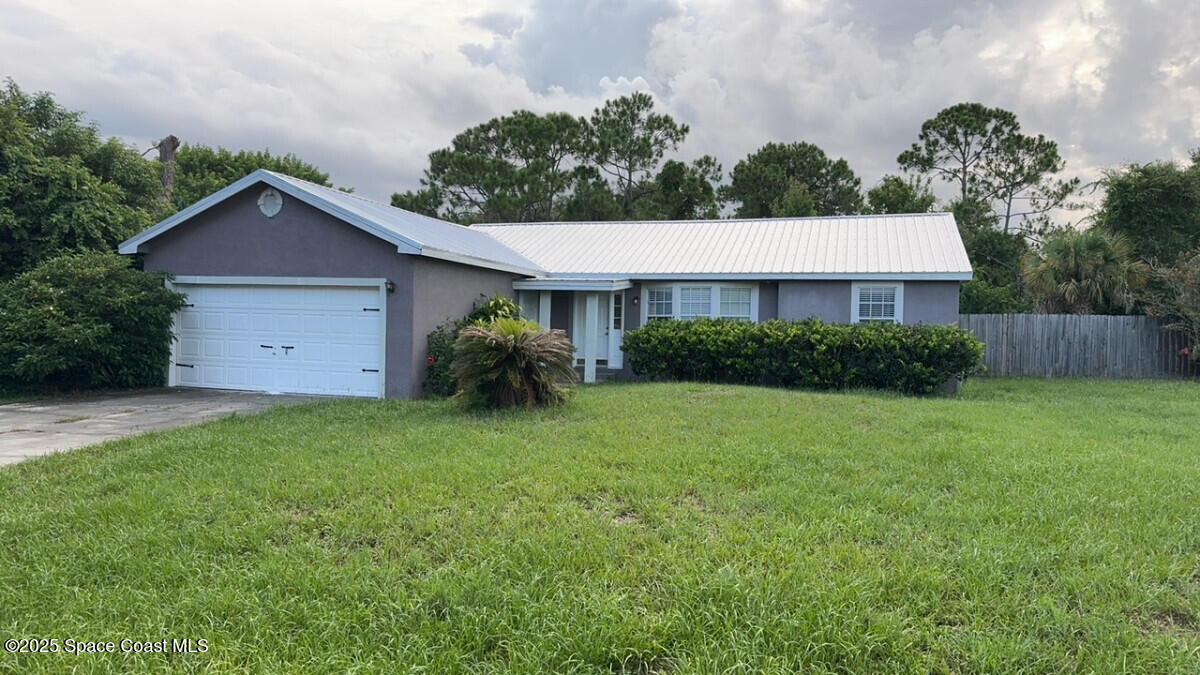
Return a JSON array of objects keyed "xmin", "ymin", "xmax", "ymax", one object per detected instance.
[{"xmin": 2, "ymin": 0, "xmax": 1197, "ymax": 206}]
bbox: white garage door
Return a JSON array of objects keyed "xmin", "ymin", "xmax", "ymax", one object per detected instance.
[{"xmin": 171, "ymin": 280, "xmax": 385, "ymax": 397}]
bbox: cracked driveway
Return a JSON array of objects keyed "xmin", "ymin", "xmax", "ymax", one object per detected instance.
[{"xmin": 0, "ymin": 389, "xmax": 316, "ymax": 466}]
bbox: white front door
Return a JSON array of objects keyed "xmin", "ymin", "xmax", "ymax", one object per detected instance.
[
  {"xmin": 171, "ymin": 281, "xmax": 385, "ymax": 397},
  {"xmin": 608, "ymin": 291, "xmax": 624, "ymax": 369}
]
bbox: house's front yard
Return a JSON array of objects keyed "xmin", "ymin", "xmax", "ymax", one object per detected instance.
[{"xmin": 0, "ymin": 379, "xmax": 1197, "ymax": 673}]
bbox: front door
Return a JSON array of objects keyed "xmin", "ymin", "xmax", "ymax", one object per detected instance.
[{"xmin": 608, "ymin": 291, "xmax": 624, "ymax": 369}]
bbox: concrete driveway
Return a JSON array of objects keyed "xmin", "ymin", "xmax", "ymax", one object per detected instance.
[{"xmin": 0, "ymin": 389, "xmax": 316, "ymax": 466}]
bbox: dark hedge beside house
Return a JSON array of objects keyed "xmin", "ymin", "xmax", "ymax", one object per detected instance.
[
  {"xmin": 622, "ymin": 318, "xmax": 984, "ymax": 395},
  {"xmin": 0, "ymin": 251, "xmax": 186, "ymax": 390}
]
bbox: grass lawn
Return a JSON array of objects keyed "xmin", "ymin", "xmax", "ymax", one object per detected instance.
[{"xmin": 1, "ymin": 379, "xmax": 1198, "ymax": 673}]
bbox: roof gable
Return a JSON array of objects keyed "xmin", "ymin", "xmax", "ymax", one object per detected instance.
[{"xmin": 118, "ymin": 170, "xmax": 543, "ymax": 276}]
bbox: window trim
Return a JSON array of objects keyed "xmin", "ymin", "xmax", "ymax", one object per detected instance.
[
  {"xmin": 719, "ymin": 286, "xmax": 754, "ymax": 321},
  {"xmin": 646, "ymin": 286, "xmax": 674, "ymax": 321},
  {"xmin": 851, "ymin": 281, "xmax": 904, "ymax": 324},
  {"xmin": 641, "ymin": 283, "xmax": 759, "ymax": 323}
]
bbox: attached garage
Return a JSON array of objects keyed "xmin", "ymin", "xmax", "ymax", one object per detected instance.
[
  {"xmin": 169, "ymin": 278, "xmax": 387, "ymax": 397},
  {"xmin": 119, "ymin": 170, "xmax": 542, "ymax": 399}
]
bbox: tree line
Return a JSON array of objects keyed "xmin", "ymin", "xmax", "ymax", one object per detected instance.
[{"xmin": 2, "ymin": 76, "xmax": 1198, "ymax": 356}]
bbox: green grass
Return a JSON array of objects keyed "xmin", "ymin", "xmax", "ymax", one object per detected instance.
[{"xmin": 1, "ymin": 379, "xmax": 1198, "ymax": 673}]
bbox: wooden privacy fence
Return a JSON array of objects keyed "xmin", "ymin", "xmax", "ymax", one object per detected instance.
[{"xmin": 958, "ymin": 314, "xmax": 1196, "ymax": 378}]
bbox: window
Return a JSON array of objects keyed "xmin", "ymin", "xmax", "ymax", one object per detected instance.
[
  {"xmin": 647, "ymin": 287, "xmax": 673, "ymax": 320},
  {"xmin": 680, "ymin": 287, "xmax": 712, "ymax": 318},
  {"xmin": 612, "ymin": 292, "xmax": 623, "ymax": 330},
  {"xmin": 719, "ymin": 286, "xmax": 753, "ymax": 320},
  {"xmin": 852, "ymin": 283, "xmax": 903, "ymax": 323},
  {"xmin": 643, "ymin": 283, "xmax": 758, "ymax": 322}
]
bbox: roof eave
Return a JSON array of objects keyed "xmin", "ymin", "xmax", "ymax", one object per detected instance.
[
  {"xmin": 420, "ymin": 247, "xmax": 543, "ymax": 277},
  {"xmin": 533, "ymin": 272, "xmax": 973, "ymax": 281}
]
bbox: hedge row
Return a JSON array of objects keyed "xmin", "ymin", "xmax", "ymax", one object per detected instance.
[{"xmin": 622, "ymin": 318, "xmax": 984, "ymax": 394}]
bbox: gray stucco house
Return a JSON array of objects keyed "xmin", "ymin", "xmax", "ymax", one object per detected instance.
[{"xmin": 119, "ymin": 170, "xmax": 973, "ymax": 398}]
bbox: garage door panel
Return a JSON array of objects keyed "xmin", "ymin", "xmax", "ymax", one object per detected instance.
[
  {"xmin": 225, "ymin": 340, "xmax": 251, "ymax": 359},
  {"xmin": 227, "ymin": 312, "xmax": 251, "ymax": 332},
  {"xmin": 179, "ymin": 338, "xmax": 202, "ymax": 358},
  {"xmin": 172, "ymin": 283, "xmax": 383, "ymax": 397},
  {"xmin": 178, "ymin": 366, "xmax": 200, "ymax": 385}
]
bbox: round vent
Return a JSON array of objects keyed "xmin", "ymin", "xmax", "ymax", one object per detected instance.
[{"xmin": 257, "ymin": 187, "xmax": 283, "ymax": 217}]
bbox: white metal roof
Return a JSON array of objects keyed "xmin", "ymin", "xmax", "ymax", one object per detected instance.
[
  {"xmin": 119, "ymin": 170, "xmax": 544, "ymax": 276},
  {"xmin": 475, "ymin": 214, "xmax": 973, "ymax": 280}
]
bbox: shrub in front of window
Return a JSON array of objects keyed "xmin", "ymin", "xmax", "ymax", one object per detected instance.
[
  {"xmin": 622, "ymin": 318, "xmax": 984, "ymax": 395},
  {"xmin": 451, "ymin": 318, "xmax": 577, "ymax": 409},
  {"xmin": 424, "ymin": 294, "xmax": 523, "ymax": 397},
  {"xmin": 0, "ymin": 251, "xmax": 187, "ymax": 390}
]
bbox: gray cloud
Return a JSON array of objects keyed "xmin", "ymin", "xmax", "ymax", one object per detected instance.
[
  {"xmin": 0, "ymin": 0, "xmax": 1195, "ymax": 212},
  {"xmin": 461, "ymin": 0, "xmax": 681, "ymax": 94}
]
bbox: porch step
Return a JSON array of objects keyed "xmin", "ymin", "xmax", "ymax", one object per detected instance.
[{"xmin": 573, "ymin": 366, "xmax": 623, "ymax": 383}]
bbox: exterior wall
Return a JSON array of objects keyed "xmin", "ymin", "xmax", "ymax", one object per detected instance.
[
  {"xmin": 901, "ymin": 281, "xmax": 960, "ymax": 325},
  {"xmin": 409, "ymin": 257, "xmax": 519, "ymax": 398},
  {"xmin": 777, "ymin": 279, "xmax": 961, "ymax": 325},
  {"xmin": 624, "ymin": 283, "xmax": 642, "ymax": 332},
  {"xmin": 777, "ymin": 281, "xmax": 852, "ymax": 323}
]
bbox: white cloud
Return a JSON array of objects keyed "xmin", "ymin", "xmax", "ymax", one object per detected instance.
[{"xmin": 0, "ymin": 0, "xmax": 1195, "ymax": 210}]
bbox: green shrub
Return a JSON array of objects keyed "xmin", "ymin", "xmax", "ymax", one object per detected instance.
[
  {"xmin": 424, "ymin": 294, "xmax": 523, "ymax": 397},
  {"xmin": 0, "ymin": 251, "xmax": 187, "ymax": 390},
  {"xmin": 623, "ymin": 318, "xmax": 984, "ymax": 395},
  {"xmin": 451, "ymin": 317, "xmax": 577, "ymax": 409}
]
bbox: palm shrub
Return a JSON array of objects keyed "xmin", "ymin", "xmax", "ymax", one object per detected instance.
[
  {"xmin": 424, "ymin": 294, "xmax": 523, "ymax": 396},
  {"xmin": 1022, "ymin": 229, "xmax": 1147, "ymax": 314},
  {"xmin": 451, "ymin": 318, "xmax": 577, "ymax": 409}
]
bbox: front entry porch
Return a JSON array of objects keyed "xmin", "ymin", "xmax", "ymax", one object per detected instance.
[{"xmin": 513, "ymin": 279, "xmax": 632, "ymax": 384}]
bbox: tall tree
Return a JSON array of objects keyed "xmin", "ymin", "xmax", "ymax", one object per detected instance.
[
  {"xmin": 723, "ymin": 141, "xmax": 862, "ymax": 217},
  {"xmin": 899, "ymin": 102, "xmax": 1077, "ymax": 233},
  {"xmin": 0, "ymin": 79, "xmax": 163, "ymax": 278},
  {"xmin": 897, "ymin": 102, "xmax": 1019, "ymax": 202},
  {"xmin": 635, "ymin": 156, "xmax": 723, "ymax": 220},
  {"xmin": 769, "ymin": 180, "xmax": 817, "ymax": 218},
  {"xmin": 173, "ymin": 145, "xmax": 332, "ymax": 210},
  {"xmin": 983, "ymin": 133, "xmax": 1079, "ymax": 233},
  {"xmin": 395, "ymin": 110, "xmax": 583, "ymax": 223},
  {"xmin": 865, "ymin": 174, "xmax": 936, "ymax": 214},
  {"xmin": 953, "ymin": 197, "xmax": 1033, "ymax": 313},
  {"xmin": 1096, "ymin": 157, "xmax": 1200, "ymax": 264},
  {"xmin": 583, "ymin": 93, "xmax": 689, "ymax": 216},
  {"xmin": 1021, "ymin": 229, "xmax": 1147, "ymax": 314},
  {"xmin": 557, "ymin": 166, "xmax": 623, "ymax": 222}
]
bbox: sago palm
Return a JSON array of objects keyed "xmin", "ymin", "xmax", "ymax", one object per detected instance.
[
  {"xmin": 452, "ymin": 318, "xmax": 578, "ymax": 409},
  {"xmin": 1022, "ymin": 229, "xmax": 1147, "ymax": 313}
]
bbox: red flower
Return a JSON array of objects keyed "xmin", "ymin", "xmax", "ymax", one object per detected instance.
[
  {"xmin": 427, "ymin": 356, "xmax": 437, "ymax": 365},
  {"xmin": 1181, "ymin": 347, "xmax": 1192, "ymax": 358}
]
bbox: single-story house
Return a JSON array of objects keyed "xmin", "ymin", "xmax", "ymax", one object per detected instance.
[{"xmin": 119, "ymin": 169, "xmax": 973, "ymax": 398}]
